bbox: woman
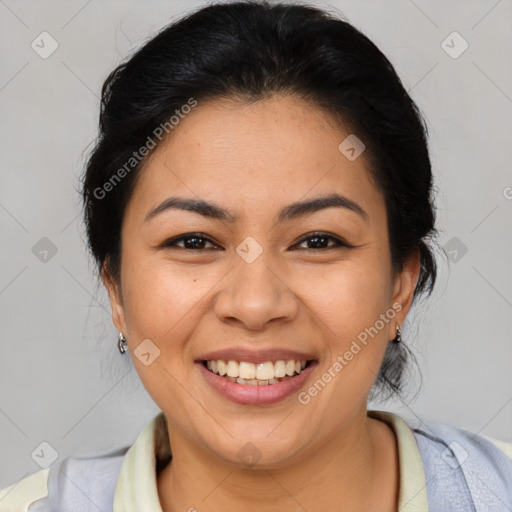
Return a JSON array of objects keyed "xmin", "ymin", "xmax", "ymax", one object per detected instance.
[{"xmin": 1, "ymin": 1, "xmax": 511, "ymax": 511}]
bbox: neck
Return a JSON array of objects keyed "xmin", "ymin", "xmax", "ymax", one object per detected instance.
[{"xmin": 157, "ymin": 407, "xmax": 398, "ymax": 512}]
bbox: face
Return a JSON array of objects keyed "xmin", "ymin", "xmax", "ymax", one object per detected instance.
[{"xmin": 104, "ymin": 94, "xmax": 419, "ymax": 468}]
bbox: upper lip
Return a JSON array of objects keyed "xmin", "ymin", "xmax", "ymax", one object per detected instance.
[{"xmin": 197, "ymin": 347, "xmax": 317, "ymax": 365}]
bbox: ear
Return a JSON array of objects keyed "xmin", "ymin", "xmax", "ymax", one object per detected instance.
[
  {"xmin": 388, "ymin": 247, "xmax": 420, "ymax": 340},
  {"xmin": 101, "ymin": 262, "xmax": 127, "ymax": 335}
]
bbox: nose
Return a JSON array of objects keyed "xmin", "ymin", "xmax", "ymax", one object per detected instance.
[{"xmin": 212, "ymin": 251, "xmax": 299, "ymax": 331}]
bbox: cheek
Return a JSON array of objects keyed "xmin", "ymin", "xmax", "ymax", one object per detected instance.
[
  {"xmin": 307, "ymin": 259, "xmax": 392, "ymax": 335},
  {"xmin": 297, "ymin": 257, "xmax": 393, "ymax": 393},
  {"xmin": 301, "ymin": 267, "xmax": 393, "ymax": 405},
  {"xmin": 119, "ymin": 260, "xmax": 207, "ymax": 409},
  {"xmin": 120, "ymin": 255, "xmax": 220, "ymax": 358}
]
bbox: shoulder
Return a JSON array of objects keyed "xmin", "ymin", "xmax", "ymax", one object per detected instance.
[
  {"xmin": 0, "ymin": 469, "xmax": 49, "ymax": 511},
  {"xmin": 412, "ymin": 419, "xmax": 512, "ymax": 464},
  {"xmin": 0, "ymin": 445, "xmax": 129, "ymax": 511},
  {"xmin": 480, "ymin": 433, "xmax": 512, "ymax": 461},
  {"xmin": 410, "ymin": 419, "xmax": 512, "ymax": 510}
]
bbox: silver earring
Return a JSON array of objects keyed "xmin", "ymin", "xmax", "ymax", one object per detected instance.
[
  {"xmin": 118, "ymin": 332, "xmax": 128, "ymax": 354},
  {"xmin": 393, "ymin": 322, "xmax": 402, "ymax": 344}
]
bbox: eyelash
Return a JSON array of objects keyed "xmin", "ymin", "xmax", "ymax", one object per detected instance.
[{"xmin": 161, "ymin": 231, "xmax": 353, "ymax": 251}]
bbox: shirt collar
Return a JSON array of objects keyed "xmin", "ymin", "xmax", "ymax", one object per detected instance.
[
  {"xmin": 368, "ymin": 410, "xmax": 429, "ymax": 511},
  {"xmin": 113, "ymin": 412, "xmax": 168, "ymax": 510},
  {"xmin": 113, "ymin": 410, "xmax": 428, "ymax": 511}
]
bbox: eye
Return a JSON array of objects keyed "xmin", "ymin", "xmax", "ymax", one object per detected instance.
[
  {"xmin": 292, "ymin": 231, "xmax": 353, "ymax": 251},
  {"xmin": 160, "ymin": 231, "xmax": 353, "ymax": 251},
  {"xmin": 161, "ymin": 233, "xmax": 219, "ymax": 250}
]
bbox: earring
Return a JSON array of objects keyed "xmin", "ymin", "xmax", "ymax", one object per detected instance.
[
  {"xmin": 118, "ymin": 332, "xmax": 128, "ymax": 354},
  {"xmin": 393, "ymin": 322, "xmax": 402, "ymax": 344}
]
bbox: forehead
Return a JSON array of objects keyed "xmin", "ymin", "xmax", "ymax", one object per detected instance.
[{"xmin": 124, "ymin": 94, "xmax": 384, "ymax": 224}]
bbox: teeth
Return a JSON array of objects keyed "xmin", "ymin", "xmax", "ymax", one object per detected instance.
[
  {"xmin": 239, "ymin": 362, "xmax": 256, "ymax": 379},
  {"xmin": 274, "ymin": 360, "xmax": 287, "ymax": 378},
  {"xmin": 255, "ymin": 361, "xmax": 274, "ymax": 380},
  {"xmin": 226, "ymin": 361, "xmax": 238, "ymax": 377},
  {"xmin": 285, "ymin": 360, "xmax": 296, "ymax": 376},
  {"xmin": 205, "ymin": 358, "xmax": 310, "ymax": 384},
  {"xmin": 217, "ymin": 360, "xmax": 227, "ymax": 376}
]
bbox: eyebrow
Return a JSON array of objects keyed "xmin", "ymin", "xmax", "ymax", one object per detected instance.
[{"xmin": 144, "ymin": 193, "xmax": 368, "ymax": 224}]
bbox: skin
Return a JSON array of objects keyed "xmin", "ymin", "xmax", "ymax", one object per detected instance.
[{"xmin": 103, "ymin": 94, "xmax": 420, "ymax": 512}]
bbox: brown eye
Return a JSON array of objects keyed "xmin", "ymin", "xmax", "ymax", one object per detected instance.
[
  {"xmin": 293, "ymin": 232, "xmax": 352, "ymax": 250},
  {"xmin": 162, "ymin": 233, "xmax": 219, "ymax": 250}
]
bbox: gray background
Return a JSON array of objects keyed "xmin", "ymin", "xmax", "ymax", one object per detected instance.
[{"xmin": 1, "ymin": 0, "xmax": 511, "ymax": 488}]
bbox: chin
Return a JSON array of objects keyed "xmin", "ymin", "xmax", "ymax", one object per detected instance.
[{"xmin": 205, "ymin": 432, "xmax": 305, "ymax": 470}]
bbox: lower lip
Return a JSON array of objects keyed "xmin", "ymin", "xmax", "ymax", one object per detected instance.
[{"xmin": 197, "ymin": 361, "xmax": 317, "ymax": 405}]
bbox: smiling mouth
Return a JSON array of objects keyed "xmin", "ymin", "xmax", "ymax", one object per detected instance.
[{"xmin": 202, "ymin": 359, "xmax": 312, "ymax": 386}]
